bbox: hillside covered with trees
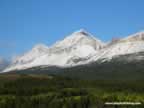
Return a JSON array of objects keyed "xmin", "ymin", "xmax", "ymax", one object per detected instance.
[{"xmin": 0, "ymin": 74, "xmax": 143, "ymax": 108}]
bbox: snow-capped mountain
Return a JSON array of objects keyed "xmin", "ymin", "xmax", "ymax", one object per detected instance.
[
  {"xmin": 4, "ymin": 29, "xmax": 104, "ymax": 72},
  {"xmin": 89, "ymin": 31, "xmax": 144, "ymax": 62},
  {"xmin": 3, "ymin": 30, "xmax": 144, "ymax": 72},
  {"xmin": 52, "ymin": 29, "xmax": 103, "ymax": 50}
]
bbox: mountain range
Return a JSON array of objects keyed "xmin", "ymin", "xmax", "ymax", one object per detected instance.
[{"xmin": 3, "ymin": 29, "xmax": 144, "ymax": 76}]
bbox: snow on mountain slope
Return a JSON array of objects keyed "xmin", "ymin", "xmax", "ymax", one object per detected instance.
[
  {"xmin": 89, "ymin": 31, "xmax": 144, "ymax": 62},
  {"xmin": 52, "ymin": 29, "xmax": 104, "ymax": 50},
  {"xmin": 4, "ymin": 29, "xmax": 104, "ymax": 72},
  {"xmin": 12, "ymin": 44, "xmax": 49, "ymax": 65},
  {"xmin": 3, "ymin": 30, "xmax": 144, "ymax": 72},
  {"xmin": 121, "ymin": 31, "xmax": 144, "ymax": 42},
  {"xmin": 4, "ymin": 44, "xmax": 49, "ymax": 72}
]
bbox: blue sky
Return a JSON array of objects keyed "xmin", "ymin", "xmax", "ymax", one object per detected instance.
[{"xmin": 0, "ymin": 0, "xmax": 144, "ymax": 59}]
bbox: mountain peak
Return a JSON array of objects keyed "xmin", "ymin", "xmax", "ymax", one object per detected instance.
[
  {"xmin": 52, "ymin": 29, "xmax": 104, "ymax": 49},
  {"xmin": 65, "ymin": 29, "xmax": 100, "ymax": 42},
  {"xmin": 72, "ymin": 29, "xmax": 90, "ymax": 36},
  {"xmin": 70, "ymin": 29, "xmax": 97, "ymax": 40},
  {"xmin": 32, "ymin": 44, "xmax": 49, "ymax": 52},
  {"xmin": 122, "ymin": 31, "xmax": 144, "ymax": 42},
  {"xmin": 3, "ymin": 30, "xmax": 144, "ymax": 72}
]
